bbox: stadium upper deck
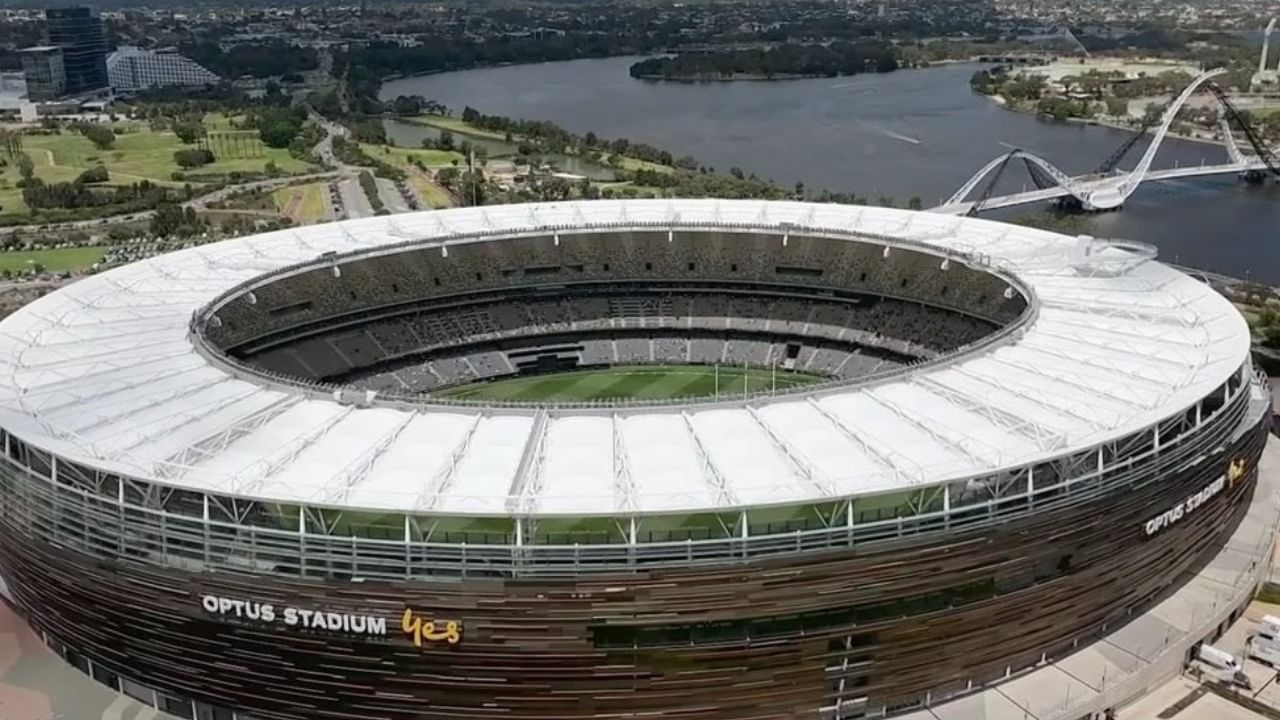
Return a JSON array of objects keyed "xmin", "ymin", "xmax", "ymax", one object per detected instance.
[{"xmin": 0, "ymin": 200, "xmax": 1252, "ymax": 518}]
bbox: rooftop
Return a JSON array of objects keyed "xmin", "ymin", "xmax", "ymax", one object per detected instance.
[{"xmin": 0, "ymin": 200, "xmax": 1252, "ymax": 517}]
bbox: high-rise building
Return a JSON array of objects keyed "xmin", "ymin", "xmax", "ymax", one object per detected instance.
[
  {"xmin": 46, "ymin": 7, "xmax": 108, "ymax": 96},
  {"xmin": 107, "ymin": 46, "xmax": 221, "ymax": 93},
  {"xmin": 18, "ymin": 46, "xmax": 66, "ymax": 101}
]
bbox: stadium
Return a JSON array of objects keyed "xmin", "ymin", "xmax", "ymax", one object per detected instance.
[{"xmin": 0, "ymin": 199, "xmax": 1269, "ymax": 720}]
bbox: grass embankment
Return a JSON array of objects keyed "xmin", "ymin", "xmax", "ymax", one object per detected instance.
[
  {"xmin": 0, "ymin": 246, "xmax": 107, "ymax": 273},
  {"xmin": 405, "ymin": 115, "xmax": 509, "ymax": 141},
  {"xmin": 272, "ymin": 183, "xmax": 328, "ymax": 222},
  {"xmin": 360, "ymin": 143, "xmax": 462, "ymax": 169},
  {"xmin": 405, "ymin": 114, "xmax": 675, "ymax": 174},
  {"xmin": 432, "ymin": 365, "xmax": 822, "ymax": 402}
]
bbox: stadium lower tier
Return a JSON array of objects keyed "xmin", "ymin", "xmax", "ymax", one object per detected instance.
[{"xmin": 0, "ymin": 409, "xmax": 1267, "ymax": 720}]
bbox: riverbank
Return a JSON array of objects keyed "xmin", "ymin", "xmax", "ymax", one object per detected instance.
[
  {"xmin": 631, "ymin": 72, "xmax": 815, "ymax": 82},
  {"xmin": 976, "ymin": 91, "xmax": 1230, "ymax": 151}
]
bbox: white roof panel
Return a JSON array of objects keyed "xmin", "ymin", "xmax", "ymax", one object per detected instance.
[
  {"xmin": 755, "ymin": 401, "xmax": 897, "ymax": 494},
  {"xmin": 620, "ymin": 414, "xmax": 717, "ymax": 511},
  {"xmin": 538, "ymin": 416, "xmax": 614, "ymax": 514},
  {"xmin": 344, "ymin": 412, "xmax": 477, "ymax": 510},
  {"xmin": 434, "ymin": 416, "xmax": 533, "ymax": 514},
  {"xmin": 687, "ymin": 409, "xmax": 806, "ymax": 505}
]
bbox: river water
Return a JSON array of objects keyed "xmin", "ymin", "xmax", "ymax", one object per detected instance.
[{"xmin": 383, "ymin": 57, "xmax": 1280, "ymax": 282}]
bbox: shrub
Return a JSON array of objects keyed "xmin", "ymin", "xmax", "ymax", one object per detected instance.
[
  {"xmin": 174, "ymin": 148, "xmax": 215, "ymax": 169},
  {"xmin": 77, "ymin": 165, "xmax": 109, "ymax": 184},
  {"xmin": 79, "ymin": 124, "xmax": 116, "ymax": 150}
]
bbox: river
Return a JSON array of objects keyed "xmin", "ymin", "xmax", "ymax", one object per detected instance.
[{"xmin": 382, "ymin": 57, "xmax": 1280, "ymax": 283}]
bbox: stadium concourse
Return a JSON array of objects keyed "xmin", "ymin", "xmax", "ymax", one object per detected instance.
[{"xmin": 0, "ymin": 199, "xmax": 1270, "ymax": 720}]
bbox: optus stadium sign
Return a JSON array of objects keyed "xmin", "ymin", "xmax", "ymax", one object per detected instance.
[
  {"xmin": 199, "ymin": 594, "xmax": 462, "ymax": 645},
  {"xmin": 1143, "ymin": 457, "xmax": 1248, "ymax": 538}
]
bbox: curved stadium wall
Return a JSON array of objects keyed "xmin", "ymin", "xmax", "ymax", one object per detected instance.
[{"xmin": 0, "ymin": 201, "xmax": 1266, "ymax": 720}]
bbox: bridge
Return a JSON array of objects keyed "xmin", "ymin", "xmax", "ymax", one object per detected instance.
[{"xmin": 931, "ymin": 68, "xmax": 1280, "ymax": 215}]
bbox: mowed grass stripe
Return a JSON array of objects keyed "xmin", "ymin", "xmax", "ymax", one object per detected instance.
[{"xmin": 431, "ymin": 364, "xmax": 824, "ymax": 402}]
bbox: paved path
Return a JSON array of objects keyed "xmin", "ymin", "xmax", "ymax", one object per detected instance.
[{"xmin": 338, "ymin": 176, "xmax": 374, "ymax": 219}]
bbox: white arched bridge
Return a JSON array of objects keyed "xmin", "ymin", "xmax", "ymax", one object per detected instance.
[{"xmin": 931, "ymin": 68, "xmax": 1280, "ymax": 215}]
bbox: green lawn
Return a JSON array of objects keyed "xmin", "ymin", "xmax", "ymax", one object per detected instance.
[
  {"xmin": 432, "ymin": 364, "xmax": 823, "ymax": 402},
  {"xmin": 0, "ymin": 246, "xmax": 107, "ymax": 273},
  {"xmin": 20, "ymin": 128, "xmax": 311, "ymax": 186}
]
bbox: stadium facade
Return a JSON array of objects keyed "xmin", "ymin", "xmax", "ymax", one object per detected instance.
[{"xmin": 0, "ymin": 200, "xmax": 1268, "ymax": 720}]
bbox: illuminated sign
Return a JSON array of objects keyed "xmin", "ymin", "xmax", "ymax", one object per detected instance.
[
  {"xmin": 200, "ymin": 594, "xmax": 388, "ymax": 636},
  {"xmin": 402, "ymin": 608, "xmax": 462, "ymax": 646},
  {"xmin": 198, "ymin": 594, "xmax": 462, "ymax": 646},
  {"xmin": 1143, "ymin": 476, "xmax": 1225, "ymax": 536}
]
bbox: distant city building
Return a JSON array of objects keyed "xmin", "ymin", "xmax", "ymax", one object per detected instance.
[
  {"xmin": 46, "ymin": 7, "xmax": 109, "ymax": 96},
  {"xmin": 18, "ymin": 46, "xmax": 65, "ymax": 101},
  {"xmin": 107, "ymin": 46, "xmax": 221, "ymax": 93}
]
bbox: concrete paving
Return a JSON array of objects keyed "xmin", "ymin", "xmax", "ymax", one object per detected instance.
[
  {"xmin": 0, "ymin": 599, "xmax": 176, "ymax": 720},
  {"xmin": 1119, "ymin": 675, "xmax": 1269, "ymax": 719},
  {"xmin": 337, "ymin": 176, "xmax": 374, "ymax": 219}
]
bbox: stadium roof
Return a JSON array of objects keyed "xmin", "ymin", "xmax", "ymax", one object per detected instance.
[{"xmin": 0, "ymin": 200, "xmax": 1251, "ymax": 517}]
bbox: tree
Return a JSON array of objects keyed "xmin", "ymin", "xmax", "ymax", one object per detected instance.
[
  {"xmin": 260, "ymin": 119, "xmax": 300, "ymax": 149},
  {"xmin": 438, "ymin": 129, "xmax": 455, "ymax": 151},
  {"xmin": 150, "ymin": 203, "xmax": 204, "ymax": 238},
  {"xmin": 352, "ymin": 119, "xmax": 387, "ymax": 144},
  {"xmin": 17, "ymin": 153, "xmax": 34, "ymax": 180},
  {"xmin": 1104, "ymin": 97, "xmax": 1128, "ymax": 117},
  {"xmin": 173, "ymin": 121, "xmax": 206, "ymax": 144},
  {"xmin": 538, "ymin": 175, "xmax": 572, "ymax": 201},
  {"xmin": 907, "ymin": 196, "xmax": 923, "ymax": 210},
  {"xmin": 81, "ymin": 124, "xmax": 115, "ymax": 150}
]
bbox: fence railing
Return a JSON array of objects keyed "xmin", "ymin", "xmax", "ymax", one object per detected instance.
[{"xmin": 0, "ymin": 374, "xmax": 1262, "ymax": 581}]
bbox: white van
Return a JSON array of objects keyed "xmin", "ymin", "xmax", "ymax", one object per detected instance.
[{"xmin": 1197, "ymin": 644, "xmax": 1241, "ymax": 672}]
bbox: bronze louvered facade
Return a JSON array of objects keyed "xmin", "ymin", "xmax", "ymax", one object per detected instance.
[{"xmin": 0, "ymin": 406, "xmax": 1266, "ymax": 720}]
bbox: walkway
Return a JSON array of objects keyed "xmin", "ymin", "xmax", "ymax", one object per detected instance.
[{"xmin": 0, "ymin": 599, "xmax": 176, "ymax": 720}]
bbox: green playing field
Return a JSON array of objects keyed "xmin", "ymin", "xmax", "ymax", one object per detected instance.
[{"xmin": 431, "ymin": 365, "xmax": 823, "ymax": 402}]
